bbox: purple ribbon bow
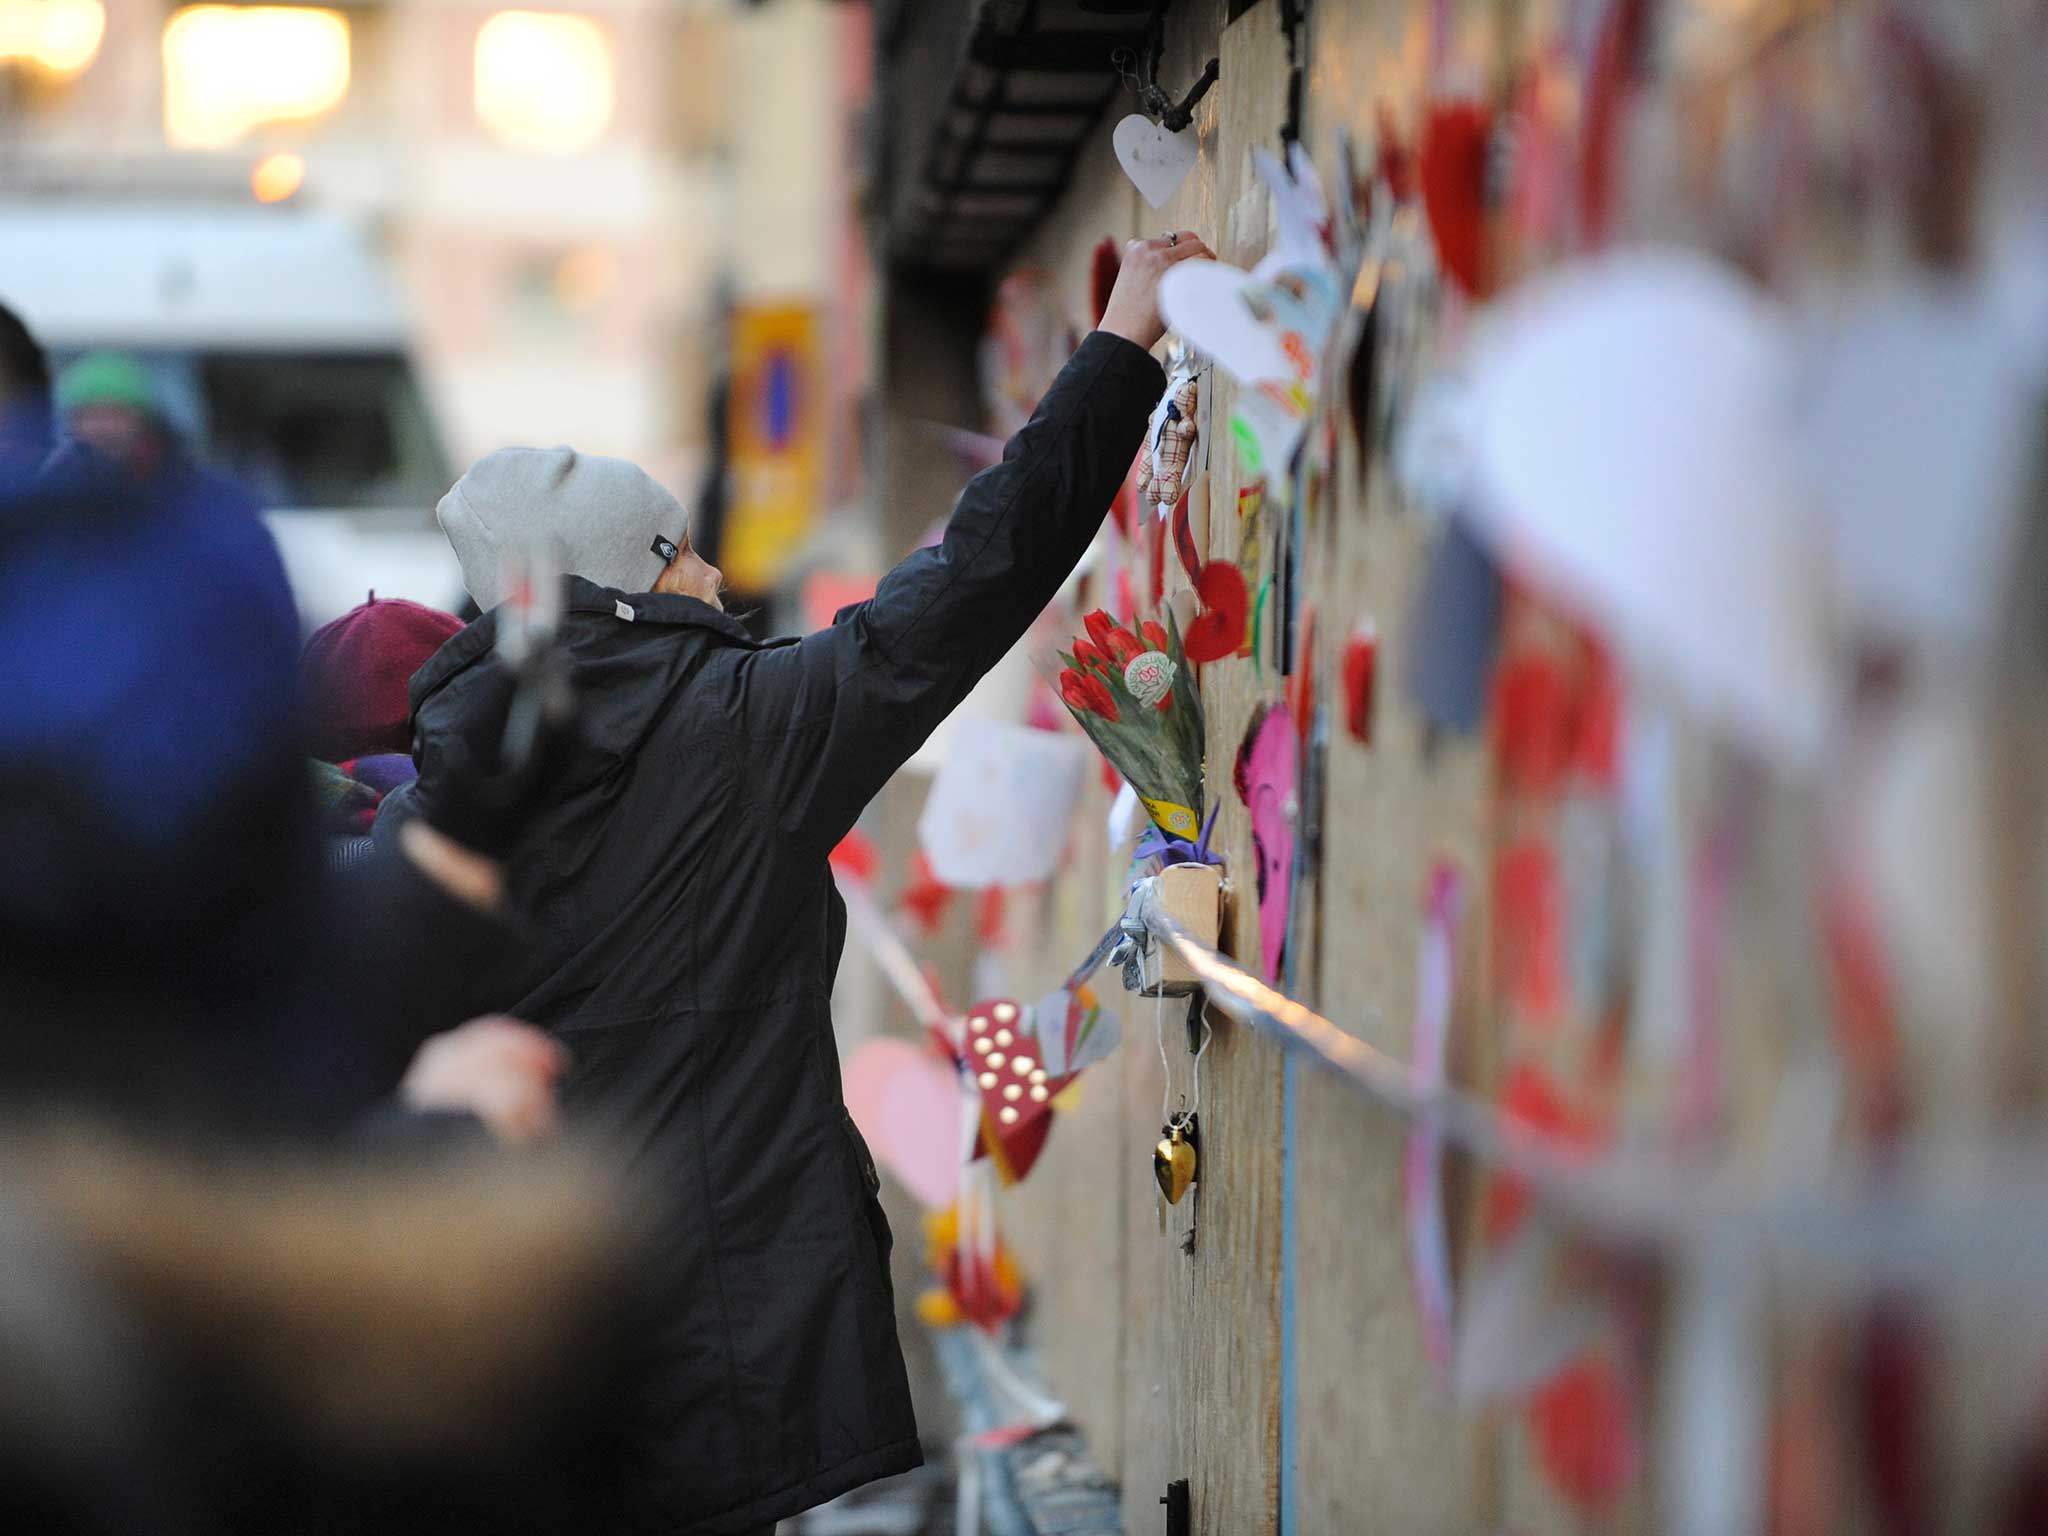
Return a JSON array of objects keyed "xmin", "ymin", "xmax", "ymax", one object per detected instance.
[{"xmin": 1133, "ymin": 803, "xmax": 1222, "ymax": 872}]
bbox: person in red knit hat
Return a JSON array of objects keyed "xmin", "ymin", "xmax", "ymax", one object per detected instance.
[{"xmin": 300, "ymin": 591, "xmax": 464, "ymax": 860}]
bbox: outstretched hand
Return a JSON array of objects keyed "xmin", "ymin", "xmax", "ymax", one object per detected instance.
[{"xmin": 1098, "ymin": 230, "xmax": 1215, "ymax": 353}]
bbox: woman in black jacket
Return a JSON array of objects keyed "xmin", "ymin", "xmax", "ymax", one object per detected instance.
[{"xmin": 394, "ymin": 232, "xmax": 1212, "ymax": 1535}]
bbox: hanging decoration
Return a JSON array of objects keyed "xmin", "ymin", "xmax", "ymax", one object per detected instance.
[
  {"xmin": 956, "ymin": 998, "xmax": 1075, "ymax": 1186},
  {"xmin": 843, "ymin": 1035, "xmax": 966, "ymax": 1212},
  {"xmin": 1136, "ymin": 360, "xmax": 1202, "ymax": 520},
  {"xmin": 1462, "ymin": 248, "xmax": 1832, "ymax": 767},
  {"xmin": 916, "ymin": 718, "xmax": 1089, "ymax": 888},
  {"xmin": 1154, "ymin": 1111, "xmax": 1198, "ymax": 1205},
  {"xmin": 1108, "ymin": 8, "xmax": 1216, "ymax": 209},
  {"xmin": 916, "ymin": 1182, "xmax": 1025, "ymax": 1333},
  {"xmin": 1148, "ymin": 977, "xmax": 1211, "ymax": 1247},
  {"xmin": 1047, "ymin": 609, "xmax": 1207, "ymax": 841},
  {"xmin": 1157, "ymin": 144, "xmax": 1347, "ymax": 485}
]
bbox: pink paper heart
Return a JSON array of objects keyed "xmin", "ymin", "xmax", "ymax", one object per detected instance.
[{"xmin": 843, "ymin": 1037, "xmax": 962, "ymax": 1211}]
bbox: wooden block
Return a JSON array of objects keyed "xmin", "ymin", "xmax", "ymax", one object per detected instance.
[{"xmin": 1142, "ymin": 860, "xmax": 1222, "ymax": 996}]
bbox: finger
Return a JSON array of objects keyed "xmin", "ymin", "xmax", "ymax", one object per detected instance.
[{"xmin": 1161, "ymin": 234, "xmax": 1212, "ymax": 263}]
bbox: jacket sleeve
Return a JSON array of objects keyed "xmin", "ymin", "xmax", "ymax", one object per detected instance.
[
  {"xmin": 316, "ymin": 838, "xmax": 524, "ymax": 1096},
  {"xmin": 726, "ymin": 329, "xmax": 1165, "ymax": 853}
]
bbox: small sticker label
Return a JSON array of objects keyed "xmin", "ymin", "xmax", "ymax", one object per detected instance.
[
  {"xmin": 1139, "ymin": 796, "xmax": 1199, "ymax": 839},
  {"xmin": 651, "ymin": 535, "xmax": 679, "ymax": 563},
  {"xmin": 614, "ymin": 599, "xmax": 636, "ymax": 622}
]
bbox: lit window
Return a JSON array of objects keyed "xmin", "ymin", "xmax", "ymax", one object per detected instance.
[
  {"xmin": 0, "ymin": 0, "xmax": 106, "ymax": 79},
  {"xmin": 474, "ymin": 10, "xmax": 613, "ymax": 154},
  {"xmin": 162, "ymin": 5, "xmax": 350, "ymax": 149}
]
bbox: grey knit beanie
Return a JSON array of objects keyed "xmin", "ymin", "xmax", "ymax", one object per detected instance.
[{"xmin": 437, "ymin": 446, "xmax": 688, "ymax": 611}]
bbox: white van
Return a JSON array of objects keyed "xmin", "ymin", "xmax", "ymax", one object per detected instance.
[{"xmin": 0, "ymin": 200, "xmax": 466, "ymax": 628}]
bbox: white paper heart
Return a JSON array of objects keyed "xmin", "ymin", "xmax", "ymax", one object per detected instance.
[
  {"xmin": 1803, "ymin": 282, "xmax": 2029, "ymax": 661},
  {"xmin": 1112, "ymin": 113, "xmax": 1197, "ymax": 209},
  {"xmin": 1158, "ymin": 259, "xmax": 1294, "ymax": 385},
  {"xmin": 917, "ymin": 719, "xmax": 1087, "ymax": 887},
  {"xmin": 1465, "ymin": 250, "xmax": 1833, "ymax": 768}
]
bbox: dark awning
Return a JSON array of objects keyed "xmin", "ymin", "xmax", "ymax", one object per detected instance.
[{"xmin": 877, "ymin": 0, "xmax": 1157, "ymax": 272}]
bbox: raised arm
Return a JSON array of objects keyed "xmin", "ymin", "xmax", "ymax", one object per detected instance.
[{"xmin": 726, "ymin": 233, "xmax": 1211, "ymax": 853}]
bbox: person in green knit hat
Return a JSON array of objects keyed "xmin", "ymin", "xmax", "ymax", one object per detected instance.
[
  {"xmin": 54, "ymin": 351, "xmax": 270, "ymax": 526},
  {"xmin": 55, "ymin": 352, "xmax": 179, "ymax": 481}
]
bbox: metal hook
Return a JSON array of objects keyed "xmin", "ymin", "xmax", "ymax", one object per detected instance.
[{"xmin": 1112, "ymin": 3, "xmax": 1218, "ymax": 134}]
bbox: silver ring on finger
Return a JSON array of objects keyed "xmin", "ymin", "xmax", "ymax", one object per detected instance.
[{"xmin": 1166, "ymin": 231, "xmax": 1180, "ymax": 245}]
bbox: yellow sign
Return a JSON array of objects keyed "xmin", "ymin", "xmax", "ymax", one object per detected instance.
[{"xmin": 725, "ymin": 302, "xmax": 822, "ymax": 592}]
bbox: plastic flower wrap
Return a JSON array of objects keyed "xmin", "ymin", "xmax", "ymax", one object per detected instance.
[{"xmin": 1050, "ymin": 608, "xmax": 1205, "ymax": 840}]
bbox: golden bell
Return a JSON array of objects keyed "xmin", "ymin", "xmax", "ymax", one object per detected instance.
[{"xmin": 1153, "ymin": 1120, "xmax": 1197, "ymax": 1205}]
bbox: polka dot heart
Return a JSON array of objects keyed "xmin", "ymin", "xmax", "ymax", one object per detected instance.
[{"xmin": 965, "ymin": 998, "xmax": 1075, "ymax": 1184}]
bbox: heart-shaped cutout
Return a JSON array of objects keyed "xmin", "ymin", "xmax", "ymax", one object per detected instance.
[
  {"xmin": 1113, "ymin": 113, "xmax": 1197, "ymax": 208},
  {"xmin": 1465, "ymin": 251, "xmax": 1829, "ymax": 765},
  {"xmin": 963, "ymin": 999, "xmax": 1073, "ymax": 1185},
  {"xmin": 1182, "ymin": 560, "xmax": 1249, "ymax": 663},
  {"xmin": 842, "ymin": 1038, "xmax": 962, "ymax": 1211},
  {"xmin": 1159, "ymin": 260, "xmax": 1295, "ymax": 384},
  {"xmin": 1154, "ymin": 1127, "xmax": 1197, "ymax": 1204}
]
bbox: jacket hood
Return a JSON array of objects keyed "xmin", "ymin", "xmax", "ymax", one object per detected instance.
[
  {"xmin": 412, "ymin": 577, "xmax": 765, "ymax": 705},
  {"xmin": 408, "ymin": 576, "xmax": 786, "ymax": 792}
]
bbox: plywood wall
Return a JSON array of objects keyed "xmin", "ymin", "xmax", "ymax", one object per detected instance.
[{"xmin": 994, "ymin": 5, "xmax": 1511, "ymax": 1531}]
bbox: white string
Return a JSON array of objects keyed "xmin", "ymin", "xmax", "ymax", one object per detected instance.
[{"xmin": 1155, "ymin": 983, "xmax": 1172, "ymax": 1123}]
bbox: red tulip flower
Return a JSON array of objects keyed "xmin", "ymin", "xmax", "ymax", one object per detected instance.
[{"xmin": 1059, "ymin": 668, "xmax": 1120, "ymax": 722}]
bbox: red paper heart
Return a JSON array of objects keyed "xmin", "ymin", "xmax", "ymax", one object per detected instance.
[
  {"xmin": 1183, "ymin": 561, "xmax": 1250, "ymax": 663},
  {"xmin": 1419, "ymin": 102, "xmax": 1494, "ymax": 297}
]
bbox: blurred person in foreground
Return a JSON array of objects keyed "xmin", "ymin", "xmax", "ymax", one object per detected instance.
[
  {"xmin": 0, "ymin": 301, "xmax": 53, "ymax": 475},
  {"xmin": 390, "ymin": 231, "xmax": 1212, "ymax": 1535},
  {"xmin": 0, "ymin": 459, "xmax": 663, "ymax": 1532},
  {"xmin": 0, "ymin": 455, "xmax": 539, "ymax": 1135},
  {"xmin": 300, "ymin": 592, "xmax": 465, "ymax": 871},
  {"xmin": 0, "ymin": 1127, "xmax": 651, "ymax": 1536}
]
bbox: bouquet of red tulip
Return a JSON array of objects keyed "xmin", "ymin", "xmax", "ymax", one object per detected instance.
[{"xmin": 1052, "ymin": 609, "xmax": 1206, "ymax": 840}]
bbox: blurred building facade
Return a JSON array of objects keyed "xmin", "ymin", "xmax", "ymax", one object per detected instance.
[{"xmin": 0, "ymin": 0, "xmax": 867, "ymax": 517}]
